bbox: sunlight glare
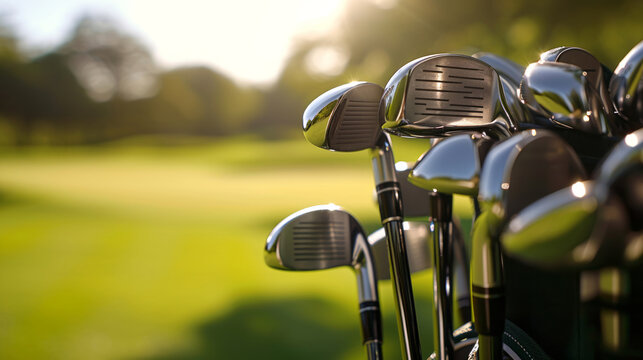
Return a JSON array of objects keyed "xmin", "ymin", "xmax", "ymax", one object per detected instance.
[{"xmin": 125, "ymin": 0, "xmax": 347, "ymax": 85}]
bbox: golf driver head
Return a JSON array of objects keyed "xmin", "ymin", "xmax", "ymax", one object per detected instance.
[
  {"xmin": 381, "ymin": 54, "xmax": 515, "ymax": 138},
  {"xmin": 520, "ymin": 61, "xmax": 612, "ymax": 135},
  {"xmin": 609, "ymin": 40, "xmax": 643, "ymax": 126},
  {"xmin": 368, "ymin": 221, "xmax": 432, "ymax": 281},
  {"xmin": 478, "ymin": 129, "xmax": 587, "ymax": 235},
  {"xmin": 265, "ymin": 204, "xmax": 377, "ymax": 302},
  {"xmin": 408, "ymin": 133, "xmax": 495, "ymax": 196},
  {"xmin": 303, "ymin": 82, "xmax": 384, "ymax": 151}
]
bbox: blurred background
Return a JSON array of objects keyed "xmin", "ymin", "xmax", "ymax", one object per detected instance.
[{"xmin": 0, "ymin": 0, "xmax": 641, "ymax": 359}]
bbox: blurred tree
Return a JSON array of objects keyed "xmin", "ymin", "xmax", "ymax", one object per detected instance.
[{"xmin": 60, "ymin": 14, "xmax": 158, "ymax": 102}]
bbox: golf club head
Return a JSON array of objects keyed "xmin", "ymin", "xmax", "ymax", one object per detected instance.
[
  {"xmin": 473, "ymin": 52, "xmax": 525, "ymax": 88},
  {"xmin": 473, "ymin": 52, "xmax": 535, "ymax": 127},
  {"xmin": 266, "ymin": 204, "xmax": 362, "ymax": 270},
  {"xmin": 265, "ymin": 204, "xmax": 377, "ymax": 302},
  {"xmin": 478, "ymin": 129, "xmax": 587, "ymax": 235},
  {"xmin": 520, "ymin": 62, "xmax": 612, "ymax": 135},
  {"xmin": 408, "ymin": 133, "xmax": 495, "ymax": 196},
  {"xmin": 595, "ymin": 128, "xmax": 643, "ymax": 189},
  {"xmin": 368, "ymin": 221, "xmax": 432, "ymax": 281},
  {"xmin": 609, "ymin": 40, "xmax": 643, "ymax": 126},
  {"xmin": 540, "ymin": 46, "xmax": 612, "ymax": 108},
  {"xmin": 381, "ymin": 54, "xmax": 515, "ymax": 138},
  {"xmin": 265, "ymin": 204, "xmax": 383, "ymax": 351},
  {"xmin": 303, "ymin": 82, "xmax": 384, "ymax": 151},
  {"xmin": 502, "ymin": 180, "xmax": 632, "ymax": 269},
  {"xmin": 503, "ymin": 129, "xmax": 643, "ymax": 268}
]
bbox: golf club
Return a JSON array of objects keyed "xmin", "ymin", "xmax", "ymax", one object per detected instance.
[
  {"xmin": 408, "ymin": 133, "xmax": 495, "ymax": 360},
  {"xmin": 303, "ymin": 82, "xmax": 422, "ymax": 359},
  {"xmin": 474, "ymin": 129, "xmax": 587, "ymax": 360},
  {"xmin": 265, "ymin": 204, "xmax": 382, "ymax": 360}
]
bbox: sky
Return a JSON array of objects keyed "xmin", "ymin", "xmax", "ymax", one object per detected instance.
[{"xmin": 0, "ymin": 0, "xmax": 353, "ymax": 86}]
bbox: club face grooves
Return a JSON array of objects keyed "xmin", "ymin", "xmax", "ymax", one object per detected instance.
[
  {"xmin": 328, "ymin": 94, "xmax": 382, "ymax": 151},
  {"xmin": 407, "ymin": 57, "xmax": 495, "ymax": 126},
  {"xmin": 279, "ymin": 211, "xmax": 353, "ymax": 270}
]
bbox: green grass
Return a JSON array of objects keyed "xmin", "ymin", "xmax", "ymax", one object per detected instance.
[{"xmin": 0, "ymin": 136, "xmax": 472, "ymax": 360}]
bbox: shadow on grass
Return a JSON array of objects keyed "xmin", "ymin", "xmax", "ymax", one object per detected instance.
[
  {"xmin": 143, "ymin": 296, "xmax": 358, "ymax": 360},
  {"xmin": 141, "ymin": 293, "xmax": 434, "ymax": 360}
]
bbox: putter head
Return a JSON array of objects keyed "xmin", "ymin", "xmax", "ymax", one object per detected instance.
[
  {"xmin": 265, "ymin": 204, "xmax": 367, "ymax": 271},
  {"xmin": 303, "ymin": 82, "xmax": 384, "ymax": 151},
  {"xmin": 478, "ymin": 129, "xmax": 587, "ymax": 236},
  {"xmin": 381, "ymin": 54, "xmax": 515, "ymax": 138},
  {"xmin": 520, "ymin": 62, "xmax": 611, "ymax": 135},
  {"xmin": 609, "ymin": 40, "xmax": 643, "ymax": 126},
  {"xmin": 408, "ymin": 134, "xmax": 495, "ymax": 196},
  {"xmin": 368, "ymin": 221, "xmax": 432, "ymax": 281}
]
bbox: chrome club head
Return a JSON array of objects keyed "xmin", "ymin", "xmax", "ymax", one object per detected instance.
[
  {"xmin": 501, "ymin": 180, "xmax": 632, "ymax": 268},
  {"xmin": 609, "ymin": 40, "xmax": 643, "ymax": 125},
  {"xmin": 368, "ymin": 221, "xmax": 432, "ymax": 281},
  {"xmin": 409, "ymin": 133, "xmax": 494, "ymax": 196},
  {"xmin": 265, "ymin": 204, "xmax": 374, "ymax": 278},
  {"xmin": 265, "ymin": 204, "xmax": 383, "ymax": 354},
  {"xmin": 479, "ymin": 129, "xmax": 587, "ymax": 235},
  {"xmin": 520, "ymin": 62, "xmax": 612, "ymax": 135},
  {"xmin": 502, "ymin": 129, "xmax": 643, "ymax": 268},
  {"xmin": 303, "ymin": 82, "xmax": 384, "ymax": 152},
  {"xmin": 539, "ymin": 47, "xmax": 611, "ymax": 106},
  {"xmin": 381, "ymin": 54, "xmax": 515, "ymax": 138},
  {"xmin": 595, "ymin": 128, "xmax": 643, "ymax": 187}
]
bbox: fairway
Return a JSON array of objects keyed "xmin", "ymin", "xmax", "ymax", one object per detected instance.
[{"xmin": 0, "ymin": 137, "xmax": 471, "ymax": 360}]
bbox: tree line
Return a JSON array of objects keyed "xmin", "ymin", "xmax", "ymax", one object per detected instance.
[{"xmin": 0, "ymin": 0, "xmax": 641, "ymax": 145}]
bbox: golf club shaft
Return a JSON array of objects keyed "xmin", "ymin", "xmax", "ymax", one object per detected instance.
[
  {"xmin": 429, "ymin": 192, "xmax": 455, "ymax": 360},
  {"xmin": 470, "ymin": 212, "xmax": 504, "ymax": 360},
  {"xmin": 599, "ymin": 267, "xmax": 630, "ymax": 353},
  {"xmin": 365, "ymin": 341, "xmax": 383, "ymax": 360},
  {"xmin": 372, "ymin": 134, "xmax": 422, "ymax": 360}
]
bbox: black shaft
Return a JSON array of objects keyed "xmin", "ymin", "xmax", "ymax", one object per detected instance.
[
  {"xmin": 377, "ymin": 182, "xmax": 423, "ymax": 360},
  {"xmin": 360, "ymin": 301, "xmax": 383, "ymax": 360},
  {"xmin": 429, "ymin": 192, "xmax": 455, "ymax": 360},
  {"xmin": 371, "ymin": 135, "xmax": 422, "ymax": 360}
]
